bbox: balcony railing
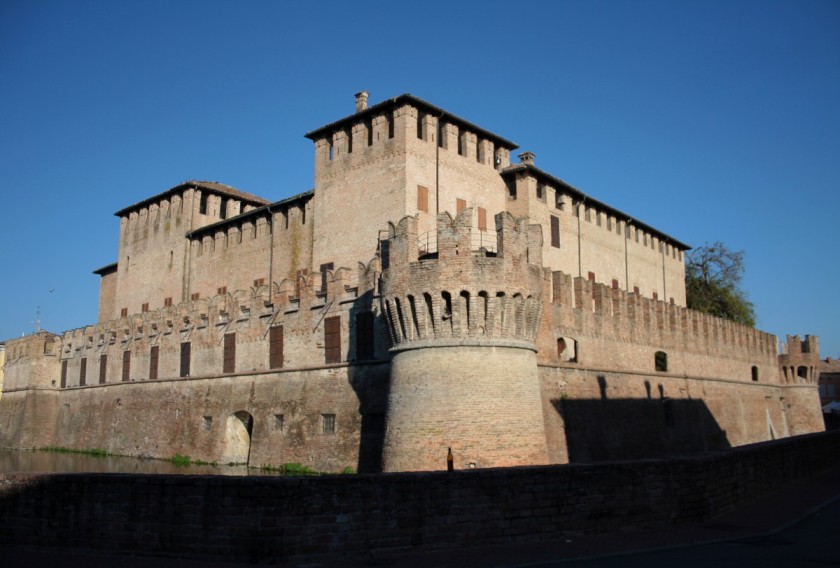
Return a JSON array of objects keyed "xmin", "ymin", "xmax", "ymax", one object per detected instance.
[{"xmin": 418, "ymin": 230, "xmax": 497, "ymax": 257}]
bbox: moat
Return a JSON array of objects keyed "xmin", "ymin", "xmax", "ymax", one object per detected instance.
[{"xmin": 0, "ymin": 448, "xmax": 286, "ymax": 476}]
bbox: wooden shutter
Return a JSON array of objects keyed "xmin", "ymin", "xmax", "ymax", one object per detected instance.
[
  {"xmin": 356, "ymin": 312, "xmax": 374, "ymax": 361},
  {"xmin": 269, "ymin": 325, "xmax": 284, "ymax": 369},
  {"xmin": 324, "ymin": 316, "xmax": 341, "ymax": 364},
  {"xmin": 180, "ymin": 342, "xmax": 191, "ymax": 377},
  {"xmin": 149, "ymin": 346, "xmax": 159, "ymax": 380},
  {"xmin": 223, "ymin": 333, "xmax": 236, "ymax": 374},
  {"xmin": 99, "ymin": 354, "xmax": 107, "ymax": 384},
  {"xmin": 122, "ymin": 351, "xmax": 130, "ymax": 382},
  {"xmin": 456, "ymin": 198, "xmax": 467, "ymax": 214},
  {"xmin": 417, "ymin": 186, "xmax": 429, "ymax": 213},
  {"xmin": 79, "ymin": 358, "xmax": 87, "ymax": 386},
  {"xmin": 478, "ymin": 207, "xmax": 487, "ymax": 231},
  {"xmin": 550, "ymin": 215, "xmax": 560, "ymax": 248}
]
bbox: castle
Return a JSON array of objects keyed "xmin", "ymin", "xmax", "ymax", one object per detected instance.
[{"xmin": 0, "ymin": 92, "xmax": 824, "ymax": 472}]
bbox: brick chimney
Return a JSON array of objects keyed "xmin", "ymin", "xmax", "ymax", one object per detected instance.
[
  {"xmin": 355, "ymin": 91, "xmax": 369, "ymax": 113},
  {"xmin": 519, "ymin": 151, "xmax": 535, "ymax": 165}
]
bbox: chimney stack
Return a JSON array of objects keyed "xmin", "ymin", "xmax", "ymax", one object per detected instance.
[
  {"xmin": 355, "ymin": 90, "xmax": 369, "ymax": 113},
  {"xmin": 519, "ymin": 151, "xmax": 535, "ymax": 165}
]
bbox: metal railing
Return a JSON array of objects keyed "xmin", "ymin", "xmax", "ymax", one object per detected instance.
[{"xmin": 417, "ymin": 230, "xmax": 497, "ymax": 256}]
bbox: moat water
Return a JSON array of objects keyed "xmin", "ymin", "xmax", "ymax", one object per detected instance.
[{"xmin": 0, "ymin": 448, "xmax": 286, "ymax": 476}]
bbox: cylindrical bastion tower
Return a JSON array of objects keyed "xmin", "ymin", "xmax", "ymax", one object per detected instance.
[{"xmin": 380, "ymin": 209, "xmax": 549, "ymax": 472}]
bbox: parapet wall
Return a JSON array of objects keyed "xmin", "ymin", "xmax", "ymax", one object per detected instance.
[{"xmin": 2, "ymin": 431, "xmax": 839, "ymax": 563}]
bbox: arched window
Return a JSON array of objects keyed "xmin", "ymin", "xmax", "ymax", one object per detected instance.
[
  {"xmin": 751, "ymin": 366, "xmax": 759, "ymax": 382},
  {"xmin": 655, "ymin": 351, "xmax": 668, "ymax": 372}
]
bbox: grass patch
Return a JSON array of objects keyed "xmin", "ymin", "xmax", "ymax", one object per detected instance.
[
  {"xmin": 167, "ymin": 453, "xmax": 192, "ymax": 467},
  {"xmin": 39, "ymin": 446, "xmax": 112, "ymax": 458}
]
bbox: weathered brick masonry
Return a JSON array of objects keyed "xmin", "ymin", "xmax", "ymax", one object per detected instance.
[{"xmin": 2, "ymin": 431, "xmax": 839, "ymax": 563}]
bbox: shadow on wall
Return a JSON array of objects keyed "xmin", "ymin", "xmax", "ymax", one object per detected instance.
[
  {"xmin": 346, "ymin": 289, "xmax": 390, "ymax": 473},
  {"xmin": 554, "ymin": 376, "xmax": 730, "ymax": 463}
]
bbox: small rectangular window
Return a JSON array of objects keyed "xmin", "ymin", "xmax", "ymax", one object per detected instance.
[
  {"xmin": 190, "ymin": 292, "xmax": 200, "ymax": 301},
  {"xmin": 217, "ymin": 286, "xmax": 227, "ymax": 295},
  {"xmin": 322, "ymin": 413, "xmax": 336, "ymax": 434},
  {"xmin": 269, "ymin": 325, "xmax": 284, "ymax": 369},
  {"xmin": 588, "ymin": 271, "xmax": 596, "ymax": 282},
  {"xmin": 417, "ymin": 185, "xmax": 429, "ymax": 213},
  {"xmin": 61, "ymin": 360, "xmax": 68, "ymax": 388},
  {"xmin": 536, "ymin": 183, "xmax": 544, "ymax": 201},
  {"xmin": 478, "ymin": 207, "xmax": 487, "ymax": 231},
  {"xmin": 550, "ymin": 215, "xmax": 560, "ymax": 248},
  {"xmin": 324, "ymin": 316, "xmax": 341, "ymax": 364},
  {"xmin": 122, "ymin": 351, "xmax": 130, "ymax": 382},
  {"xmin": 180, "ymin": 342, "xmax": 191, "ymax": 377},
  {"xmin": 223, "ymin": 333, "xmax": 236, "ymax": 374},
  {"xmin": 149, "ymin": 346, "xmax": 159, "ymax": 380},
  {"xmin": 141, "ymin": 302, "xmax": 149, "ymax": 313},
  {"xmin": 120, "ymin": 308, "xmax": 128, "ymax": 317},
  {"xmin": 99, "ymin": 354, "xmax": 107, "ymax": 384},
  {"xmin": 79, "ymin": 358, "xmax": 87, "ymax": 387},
  {"xmin": 202, "ymin": 416, "xmax": 213, "ymax": 430},
  {"xmin": 253, "ymin": 278, "xmax": 265, "ymax": 288},
  {"xmin": 274, "ymin": 414, "xmax": 284, "ymax": 431},
  {"xmin": 319, "ymin": 263, "xmax": 334, "ymax": 292},
  {"xmin": 164, "ymin": 297, "xmax": 173, "ymax": 307},
  {"xmin": 456, "ymin": 198, "xmax": 467, "ymax": 215}
]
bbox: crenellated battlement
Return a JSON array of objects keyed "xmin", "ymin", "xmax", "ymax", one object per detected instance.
[
  {"xmin": 381, "ymin": 209, "xmax": 544, "ymax": 350},
  {"xmin": 779, "ymin": 335, "xmax": 821, "ymax": 384}
]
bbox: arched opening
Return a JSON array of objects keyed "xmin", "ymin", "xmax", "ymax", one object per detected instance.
[
  {"xmin": 797, "ymin": 366, "xmax": 808, "ymax": 381},
  {"xmin": 751, "ymin": 366, "xmax": 759, "ymax": 382},
  {"xmin": 556, "ymin": 337, "xmax": 578, "ymax": 363},
  {"xmin": 222, "ymin": 411, "xmax": 253, "ymax": 466}
]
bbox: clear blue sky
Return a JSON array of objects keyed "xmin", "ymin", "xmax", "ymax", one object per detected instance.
[{"xmin": 1, "ymin": 0, "xmax": 838, "ymax": 357}]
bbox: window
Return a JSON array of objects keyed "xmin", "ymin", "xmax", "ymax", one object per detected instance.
[
  {"xmin": 274, "ymin": 414, "xmax": 284, "ymax": 431},
  {"xmin": 253, "ymin": 278, "xmax": 265, "ymax": 288},
  {"xmin": 191, "ymin": 292, "xmax": 200, "ymax": 301},
  {"xmin": 202, "ymin": 416, "xmax": 213, "ymax": 430},
  {"xmin": 180, "ymin": 342, "xmax": 191, "ymax": 377},
  {"xmin": 269, "ymin": 325, "xmax": 284, "ymax": 369},
  {"xmin": 319, "ymin": 263, "xmax": 334, "ymax": 292},
  {"xmin": 417, "ymin": 111, "xmax": 426, "ymax": 140},
  {"xmin": 588, "ymin": 271, "xmax": 596, "ymax": 282},
  {"xmin": 612, "ymin": 279, "xmax": 619, "ymax": 289},
  {"xmin": 223, "ymin": 333, "xmax": 236, "ymax": 374},
  {"xmin": 550, "ymin": 215, "xmax": 560, "ymax": 248},
  {"xmin": 120, "ymin": 308, "xmax": 128, "ymax": 317},
  {"xmin": 555, "ymin": 192, "xmax": 564, "ymax": 210},
  {"xmin": 322, "ymin": 413, "xmax": 336, "ymax": 434},
  {"xmin": 61, "ymin": 360, "xmax": 67, "ymax": 388},
  {"xmin": 122, "ymin": 351, "xmax": 131, "ymax": 382},
  {"xmin": 456, "ymin": 198, "xmax": 467, "ymax": 215},
  {"xmin": 417, "ymin": 185, "xmax": 429, "ymax": 213},
  {"xmin": 295, "ymin": 268, "xmax": 308, "ymax": 297},
  {"xmin": 324, "ymin": 316, "xmax": 341, "ymax": 364},
  {"xmin": 652, "ymin": 292, "xmax": 658, "ymax": 301},
  {"xmin": 752, "ymin": 366, "xmax": 759, "ymax": 382},
  {"xmin": 99, "ymin": 354, "xmax": 107, "ymax": 384},
  {"xmin": 79, "ymin": 358, "xmax": 87, "ymax": 386},
  {"xmin": 141, "ymin": 303, "xmax": 149, "ymax": 313},
  {"xmin": 199, "ymin": 192, "xmax": 208, "ymax": 215},
  {"xmin": 655, "ymin": 351, "xmax": 668, "ymax": 372},
  {"xmin": 478, "ymin": 207, "xmax": 487, "ymax": 231},
  {"xmin": 219, "ymin": 197, "xmax": 228, "ymax": 220},
  {"xmin": 217, "ymin": 286, "xmax": 227, "ymax": 296},
  {"xmin": 164, "ymin": 297, "xmax": 173, "ymax": 307},
  {"xmin": 536, "ymin": 183, "xmax": 544, "ymax": 201},
  {"xmin": 149, "ymin": 346, "xmax": 159, "ymax": 380},
  {"xmin": 356, "ymin": 312, "xmax": 374, "ymax": 361}
]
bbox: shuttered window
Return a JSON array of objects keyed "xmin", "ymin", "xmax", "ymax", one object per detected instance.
[
  {"xmin": 99, "ymin": 354, "xmax": 107, "ymax": 384},
  {"xmin": 149, "ymin": 346, "xmax": 159, "ymax": 380},
  {"xmin": 324, "ymin": 316, "xmax": 341, "ymax": 364},
  {"xmin": 478, "ymin": 207, "xmax": 487, "ymax": 231},
  {"xmin": 122, "ymin": 351, "xmax": 130, "ymax": 382},
  {"xmin": 417, "ymin": 185, "xmax": 429, "ymax": 213},
  {"xmin": 551, "ymin": 215, "xmax": 560, "ymax": 248},
  {"xmin": 456, "ymin": 198, "xmax": 467, "ymax": 214},
  {"xmin": 180, "ymin": 342, "xmax": 191, "ymax": 377},
  {"xmin": 79, "ymin": 358, "xmax": 87, "ymax": 386},
  {"xmin": 356, "ymin": 312, "xmax": 374, "ymax": 361},
  {"xmin": 223, "ymin": 333, "xmax": 236, "ymax": 374},
  {"xmin": 269, "ymin": 325, "xmax": 284, "ymax": 369}
]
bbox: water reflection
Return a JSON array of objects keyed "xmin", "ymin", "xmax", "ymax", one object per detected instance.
[{"xmin": 0, "ymin": 449, "xmax": 285, "ymax": 477}]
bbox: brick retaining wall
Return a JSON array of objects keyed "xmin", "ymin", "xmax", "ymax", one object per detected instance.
[{"xmin": 2, "ymin": 430, "xmax": 840, "ymax": 563}]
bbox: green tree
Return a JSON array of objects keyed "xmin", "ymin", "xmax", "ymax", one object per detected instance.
[{"xmin": 685, "ymin": 241, "xmax": 756, "ymax": 327}]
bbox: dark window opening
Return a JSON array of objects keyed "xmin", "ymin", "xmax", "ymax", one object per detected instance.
[
  {"xmin": 505, "ymin": 177, "xmax": 517, "ymax": 199},
  {"xmin": 366, "ymin": 119, "xmax": 373, "ymax": 146},
  {"xmin": 164, "ymin": 297, "xmax": 173, "ymax": 307},
  {"xmin": 141, "ymin": 302, "xmax": 149, "ymax": 313},
  {"xmin": 180, "ymin": 342, "xmax": 191, "ymax": 377},
  {"xmin": 274, "ymin": 414, "xmax": 284, "ymax": 431},
  {"xmin": 79, "ymin": 358, "xmax": 87, "ymax": 387},
  {"xmin": 797, "ymin": 366, "xmax": 808, "ymax": 379},
  {"xmin": 269, "ymin": 325, "xmax": 284, "ymax": 369},
  {"xmin": 120, "ymin": 307, "xmax": 128, "ymax": 317},
  {"xmin": 150, "ymin": 346, "xmax": 159, "ymax": 380},
  {"xmin": 319, "ymin": 262, "xmax": 334, "ymax": 293},
  {"xmin": 99, "ymin": 354, "xmax": 107, "ymax": 384},
  {"xmin": 202, "ymin": 416, "xmax": 212, "ymax": 430},
  {"xmin": 61, "ymin": 360, "xmax": 67, "ymax": 388},
  {"xmin": 191, "ymin": 292, "xmax": 200, "ymax": 301},
  {"xmin": 223, "ymin": 333, "xmax": 236, "ymax": 374},
  {"xmin": 550, "ymin": 215, "xmax": 560, "ymax": 248},
  {"xmin": 387, "ymin": 112, "xmax": 394, "ymax": 139},
  {"xmin": 122, "ymin": 351, "xmax": 131, "ymax": 382},
  {"xmin": 752, "ymin": 365, "xmax": 759, "ymax": 382},
  {"xmin": 199, "ymin": 192, "xmax": 208, "ymax": 215},
  {"xmin": 345, "ymin": 128, "xmax": 352, "ymax": 154},
  {"xmin": 219, "ymin": 197, "xmax": 229, "ymax": 219},
  {"xmin": 655, "ymin": 351, "xmax": 668, "ymax": 372},
  {"xmin": 356, "ymin": 312, "xmax": 375, "ymax": 361},
  {"xmin": 417, "ymin": 112, "xmax": 426, "ymax": 140},
  {"xmin": 588, "ymin": 271, "xmax": 596, "ymax": 282}
]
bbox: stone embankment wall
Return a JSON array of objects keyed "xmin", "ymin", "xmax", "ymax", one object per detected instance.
[{"xmin": 2, "ymin": 430, "xmax": 839, "ymax": 563}]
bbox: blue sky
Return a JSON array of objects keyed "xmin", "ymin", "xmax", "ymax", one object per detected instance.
[{"xmin": 1, "ymin": 0, "xmax": 838, "ymax": 357}]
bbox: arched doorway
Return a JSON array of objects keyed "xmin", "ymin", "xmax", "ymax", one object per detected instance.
[{"xmin": 222, "ymin": 411, "xmax": 253, "ymax": 466}]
